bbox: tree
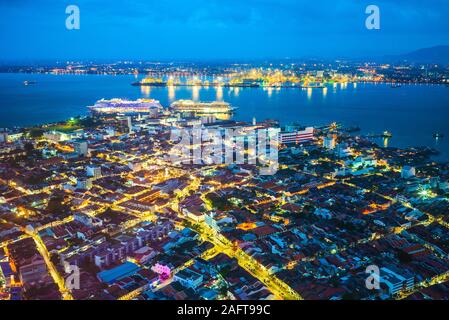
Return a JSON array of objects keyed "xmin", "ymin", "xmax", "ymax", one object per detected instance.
[
  {"xmin": 24, "ymin": 142, "xmax": 36, "ymax": 157},
  {"xmin": 29, "ymin": 128, "xmax": 44, "ymax": 138}
]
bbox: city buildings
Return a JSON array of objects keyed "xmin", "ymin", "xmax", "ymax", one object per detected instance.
[{"xmin": 0, "ymin": 96, "xmax": 448, "ymax": 301}]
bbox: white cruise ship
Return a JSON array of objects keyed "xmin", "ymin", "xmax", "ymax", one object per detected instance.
[
  {"xmin": 170, "ymin": 100, "xmax": 233, "ymax": 114},
  {"xmin": 88, "ymin": 98, "xmax": 163, "ymax": 115}
]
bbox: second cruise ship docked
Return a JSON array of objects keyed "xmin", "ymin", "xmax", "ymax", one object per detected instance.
[{"xmin": 170, "ymin": 100, "xmax": 234, "ymax": 115}]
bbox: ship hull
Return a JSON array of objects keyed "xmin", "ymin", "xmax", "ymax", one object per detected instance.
[{"xmin": 132, "ymin": 82, "xmax": 167, "ymax": 87}]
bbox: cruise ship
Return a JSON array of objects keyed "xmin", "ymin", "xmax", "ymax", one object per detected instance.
[
  {"xmin": 88, "ymin": 98, "xmax": 163, "ymax": 115},
  {"xmin": 170, "ymin": 100, "xmax": 233, "ymax": 114}
]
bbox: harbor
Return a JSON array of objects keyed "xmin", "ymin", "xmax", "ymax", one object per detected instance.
[{"xmin": 0, "ymin": 73, "xmax": 448, "ymax": 161}]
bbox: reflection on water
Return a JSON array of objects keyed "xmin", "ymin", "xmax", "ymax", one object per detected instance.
[
  {"xmin": 142, "ymin": 81, "xmax": 337, "ymax": 103},
  {"xmin": 354, "ymin": 82, "xmax": 357, "ymax": 89},
  {"xmin": 168, "ymin": 85, "xmax": 175, "ymax": 102},
  {"xmin": 192, "ymin": 86, "xmax": 199, "ymax": 101},
  {"xmin": 383, "ymin": 137, "xmax": 389, "ymax": 148},
  {"xmin": 140, "ymin": 85, "xmax": 150, "ymax": 97},
  {"xmin": 216, "ymin": 86, "xmax": 223, "ymax": 101},
  {"xmin": 2, "ymin": 72, "xmax": 448, "ymax": 161},
  {"xmin": 434, "ymin": 136, "xmax": 441, "ymax": 148},
  {"xmin": 307, "ymin": 87, "xmax": 312, "ymax": 100}
]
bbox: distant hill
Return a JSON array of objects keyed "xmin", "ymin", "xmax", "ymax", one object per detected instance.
[{"xmin": 386, "ymin": 45, "xmax": 449, "ymax": 64}]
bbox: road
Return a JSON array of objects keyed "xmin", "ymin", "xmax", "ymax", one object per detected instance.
[
  {"xmin": 24, "ymin": 228, "xmax": 74, "ymax": 300},
  {"xmin": 187, "ymin": 217, "xmax": 303, "ymax": 300}
]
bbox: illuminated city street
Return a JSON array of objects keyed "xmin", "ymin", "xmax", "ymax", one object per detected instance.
[{"xmin": 1, "ymin": 0, "xmax": 449, "ymax": 306}]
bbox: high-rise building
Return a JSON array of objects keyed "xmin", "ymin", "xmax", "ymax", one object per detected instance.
[
  {"xmin": 323, "ymin": 134, "xmax": 336, "ymax": 150},
  {"xmin": 73, "ymin": 141, "xmax": 88, "ymax": 157},
  {"xmin": 127, "ymin": 116, "xmax": 133, "ymax": 134},
  {"xmin": 0, "ymin": 131, "xmax": 8, "ymax": 143}
]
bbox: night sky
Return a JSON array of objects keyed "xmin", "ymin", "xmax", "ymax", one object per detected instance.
[{"xmin": 0, "ymin": 0, "xmax": 448, "ymax": 61}]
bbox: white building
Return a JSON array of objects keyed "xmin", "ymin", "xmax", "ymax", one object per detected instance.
[
  {"xmin": 76, "ymin": 178, "xmax": 93, "ymax": 190},
  {"xmin": 323, "ymin": 135, "xmax": 336, "ymax": 150},
  {"xmin": 336, "ymin": 143, "xmax": 352, "ymax": 158},
  {"xmin": 127, "ymin": 116, "xmax": 133, "ymax": 134},
  {"xmin": 43, "ymin": 131, "xmax": 71, "ymax": 142},
  {"xmin": 133, "ymin": 246, "xmax": 156, "ymax": 264},
  {"xmin": 7, "ymin": 132, "xmax": 23, "ymax": 142},
  {"xmin": 105, "ymin": 127, "xmax": 116, "ymax": 137},
  {"xmin": 73, "ymin": 212, "xmax": 103, "ymax": 227},
  {"xmin": 128, "ymin": 161, "xmax": 144, "ymax": 172},
  {"xmin": 380, "ymin": 267, "xmax": 414, "ymax": 296},
  {"xmin": 73, "ymin": 141, "xmax": 88, "ymax": 157},
  {"xmin": 174, "ymin": 268, "xmax": 204, "ymax": 289},
  {"xmin": 0, "ymin": 131, "xmax": 8, "ymax": 143},
  {"xmin": 86, "ymin": 166, "xmax": 102, "ymax": 179},
  {"xmin": 182, "ymin": 206, "xmax": 206, "ymax": 222}
]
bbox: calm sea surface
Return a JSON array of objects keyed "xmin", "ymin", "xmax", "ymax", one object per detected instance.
[{"xmin": 1, "ymin": 73, "xmax": 448, "ymax": 161}]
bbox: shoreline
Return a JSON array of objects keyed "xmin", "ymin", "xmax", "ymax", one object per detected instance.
[
  {"xmin": 4, "ymin": 113, "xmax": 446, "ymax": 165},
  {"xmin": 0, "ymin": 71, "xmax": 448, "ymax": 86}
]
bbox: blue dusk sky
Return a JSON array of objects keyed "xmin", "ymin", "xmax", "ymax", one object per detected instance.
[{"xmin": 0, "ymin": 0, "xmax": 448, "ymax": 61}]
